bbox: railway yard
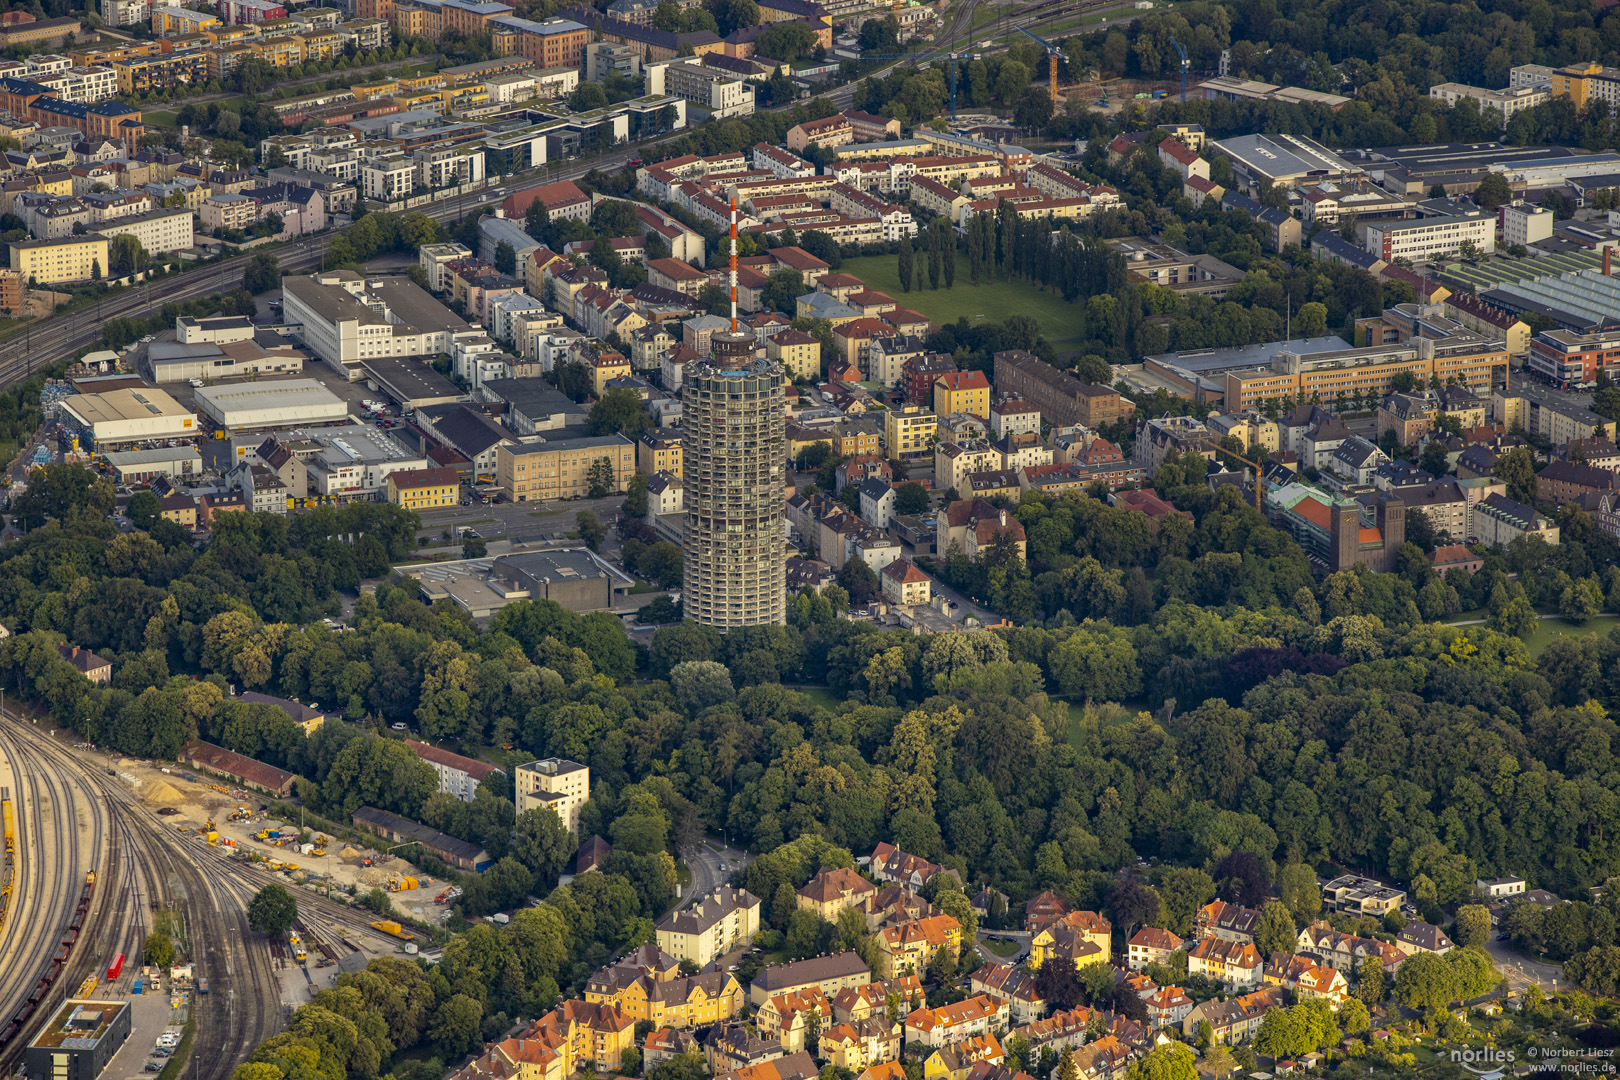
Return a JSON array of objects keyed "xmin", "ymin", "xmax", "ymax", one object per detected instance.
[{"xmin": 0, "ymin": 713, "xmax": 422, "ymax": 1080}]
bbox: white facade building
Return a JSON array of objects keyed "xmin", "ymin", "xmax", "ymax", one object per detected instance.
[
  {"xmin": 1363, "ymin": 213, "xmax": 1496, "ymax": 261},
  {"xmin": 1502, "ymin": 203, "xmax": 1554, "ymax": 247}
]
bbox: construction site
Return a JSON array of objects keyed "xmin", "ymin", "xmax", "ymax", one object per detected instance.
[{"xmin": 120, "ymin": 760, "xmax": 452, "ymax": 924}]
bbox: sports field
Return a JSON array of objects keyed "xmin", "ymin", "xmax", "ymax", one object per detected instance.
[{"xmin": 839, "ymin": 255, "xmax": 1089, "ymax": 348}]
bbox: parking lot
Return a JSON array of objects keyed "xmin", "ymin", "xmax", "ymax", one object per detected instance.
[{"xmin": 98, "ymin": 982, "xmax": 189, "ymax": 1080}]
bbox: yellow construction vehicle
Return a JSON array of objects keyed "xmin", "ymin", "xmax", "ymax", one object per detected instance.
[
  {"xmin": 369, "ymin": 920, "xmax": 415, "ymax": 942},
  {"xmin": 289, "ymin": 932, "xmax": 307, "ymax": 963},
  {"xmin": 387, "ymin": 876, "xmax": 419, "ymax": 892}
]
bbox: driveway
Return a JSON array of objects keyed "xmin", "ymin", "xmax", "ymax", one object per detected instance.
[
  {"xmin": 976, "ymin": 929, "xmax": 1030, "ymax": 965},
  {"xmin": 921, "ymin": 571, "xmax": 1002, "ymax": 625},
  {"xmin": 1485, "ymin": 937, "xmax": 1566, "ymax": 991}
]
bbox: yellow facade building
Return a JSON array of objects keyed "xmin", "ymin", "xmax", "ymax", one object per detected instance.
[
  {"xmin": 877, "ymin": 914, "xmax": 962, "ymax": 978},
  {"xmin": 496, "ymin": 433, "xmax": 635, "ymax": 502},
  {"xmin": 932, "ymin": 371, "xmax": 991, "ymax": 419},
  {"xmin": 768, "ymin": 328, "xmax": 822, "ymax": 380},
  {"xmin": 10, "ymin": 233, "xmax": 108, "ymax": 284},
  {"xmin": 636, "ymin": 429, "xmax": 683, "ymax": 478},
  {"xmin": 385, "ymin": 466, "xmax": 461, "ymax": 510}
]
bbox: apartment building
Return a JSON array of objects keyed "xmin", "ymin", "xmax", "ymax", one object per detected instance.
[
  {"xmin": 655, "ymin": 887, "xmax": 762, "ymax": 968},
  {"xmin": 489, "ymin": 15, "xmax": 589, "ymax": 67},
  {"xmin": 514, "ymin": 757, "xmax": 590, "ymax": 830},
  {"xmin": 1363, "ymin": 212, "xmax": 1496, "ymax": 261},
  {"xmin": 495, "ymin": 433, "xmax": 635, "ymax": 502},
  {"xmin": 407, "ymin": 737, "xmax": 505, "ymax": 801},
  {"xmin": 10, "ymin": 232, "xmax": 107, "ymax": 283}
]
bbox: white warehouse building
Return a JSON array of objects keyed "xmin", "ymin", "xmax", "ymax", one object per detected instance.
[
  {"xmin": 193, "ymin": 379, "xmax": 351, "ymax": 432},
  {"xmin": 281, "ymin": 271, "xmax": 472, "ymax": 377},
  {"xmin": 59, "ymin": 387, "xmax": 197, "ymax": 448}
]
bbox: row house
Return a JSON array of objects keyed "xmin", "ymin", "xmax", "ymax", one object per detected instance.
[
  {"xmin": 1186, "ymin": 938, "xmax": 1262, "ymax": 987},
  {"xmin": 752, "ymin": 141, "xmax": 815, "ymax": 178},
  {"xmin": 910, "ymin": 153, "xmax": 1001, "ymax": 187},
  {"xmin": 830, "ymin": 976, "xmax": 923, "ymax": 1025},
  {"xmin": 1009, "ymin": 1005, "xmax": 1096, "ymax": 1057},
  {"xmin": 829, "ymin": 181, "xmax": 915, "ymax": 240},
  {"xmin": 821, "ymin": 1019, "xmax": 901, "ymax": 1072},
  {"xmin": 1070, "ymin": 1036, "xmax": 1132, "ymax": 1080},
  {"xmin": 585, "ymin": 965, "xmax": 743, "ymax": 1028},
  {"xmin": 903, "ymin": 995, "xmax": 1008, "ymax": 1048},
  {"xmin": 1178, "ymin": 986, "xmax": 1286, "ymax": 1046},
  {"xmin": 827, "ymin": 157, "xmax": 916, "ymax": 197},
  {"xmin": 1019, "ymin": 460, "xmax": 1145, "ymax": 496},
  {"xmin": 749, "ymin": 953, "xmax": 871, "ymax": 1009},
  {"xmin": 1294, "ymin": 922, "xmax": 1405, "ymax": 974},
  {"xmin": 909, "ymin": 175, "xmax": 972, "ymax": 223},
  {"xmin": 922, "ymin": 1033, "xmax": 1003, "ymax": 1080},
  {"xmin": 967, "ymin": 965, "xmax": 1045, "ymax": 1024}
]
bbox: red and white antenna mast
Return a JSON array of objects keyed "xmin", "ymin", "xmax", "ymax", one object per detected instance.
[{"xmin": 729, "ymin": 193, "xmax": 739, "ymax": 335}]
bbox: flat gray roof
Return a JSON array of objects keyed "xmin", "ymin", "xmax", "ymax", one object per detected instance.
[
  {"xmin": 1146, "ymin": 335, "xmax": 1354, "ymax": 374},
  {"xmin": 361, "ymin": 355, "xmax": 464, "ymax": 407},
  {"xmin": 105, "ymin": 447, "xmax": 203, "ymax": 466},
  {"xmin": 479, "ymin": 377, "xmax": 585, "ymax": 419},
  {"xmin": 1213, "ymin": 133, "xmax": 1355, "ymax": 180},
  {"xmin": 506, "ymin": 432, "xmax": 635, "ymax": 456},
  {"xmin": 194, "ymin": 378, "xmax": 347, "ymax": 414}
]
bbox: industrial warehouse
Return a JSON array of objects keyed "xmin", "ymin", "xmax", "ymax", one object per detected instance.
[
  {"xmin": 25, "ymin": 1000, "xmax": 130, "ymax": 1080},
  {"xmin": 191, "ymin": 379, "xmax": 352, "ymax": 433},
  {"xmin": 58, "ymin": 387, "xmax": 196, "ymax": 449},
  {"xmin": 396, "ymin": 549, "xmax": 636, "ymax": 618},
  {"xmin": 142, "ymin": 338, "xmax": 308, "ymax": 384}
]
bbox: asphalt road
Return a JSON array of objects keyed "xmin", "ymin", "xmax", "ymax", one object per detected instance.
[
  {"xmin": 1485, "ymin": 936, "xmax": 1567, "ymax": 993},
  {"xmin": 681, "ymin": 840, "xmax": 753, "ymax": 913}
]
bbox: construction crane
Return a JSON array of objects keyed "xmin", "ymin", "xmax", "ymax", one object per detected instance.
[
  {"xmin": 1014, "ymin": 23, "xmax": 1064, "ymax": 110},
  {"xmin": 1169, "ymin": 33, "xmax": 1189, "ymax": 102},
  {"xmin": 1201, "ymin": 440, "xmax": 1265, "ymax": 513}
]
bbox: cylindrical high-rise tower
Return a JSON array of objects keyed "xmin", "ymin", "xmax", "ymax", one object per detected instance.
[{"xmin": 680, "ymin": 354, "xmax": 787, "ymax": 628}]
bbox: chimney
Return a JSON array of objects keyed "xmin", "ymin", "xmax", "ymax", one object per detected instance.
[{"xmin": 1607, "ymin": 245, "xmax": 1613, "ymax": 277}]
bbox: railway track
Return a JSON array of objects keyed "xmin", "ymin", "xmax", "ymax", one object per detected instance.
[
  {"xmin": 0, "ymin": 719, "xmax": 106, "ymax": 1072},
  {"xmin": 0, "ymin": 719, "xmax": 288, "ymax": 1080}
]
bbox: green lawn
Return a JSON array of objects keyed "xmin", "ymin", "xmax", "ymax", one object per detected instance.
[
  {"xmin": 1518, "ymin": 615, "xmax": 1620, "ymax": 657},
  {"xmin": 786, "ymin": 685, "xmax": 844, "ymax": 712},
  {"xmin": 1066, "ymin": 698, "xmax": 1150, "ymax": 744},
  {"xmin": 1443, "ymin": 612, "xmax": 1620, "ymax": 657},
  {"xmin": 839, "ymin": 255, "xmax": 1088, "ymax": 349},
  {"xmin": 982, "ymin": 937, "xmax": 1020, "ymax": 957}
]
